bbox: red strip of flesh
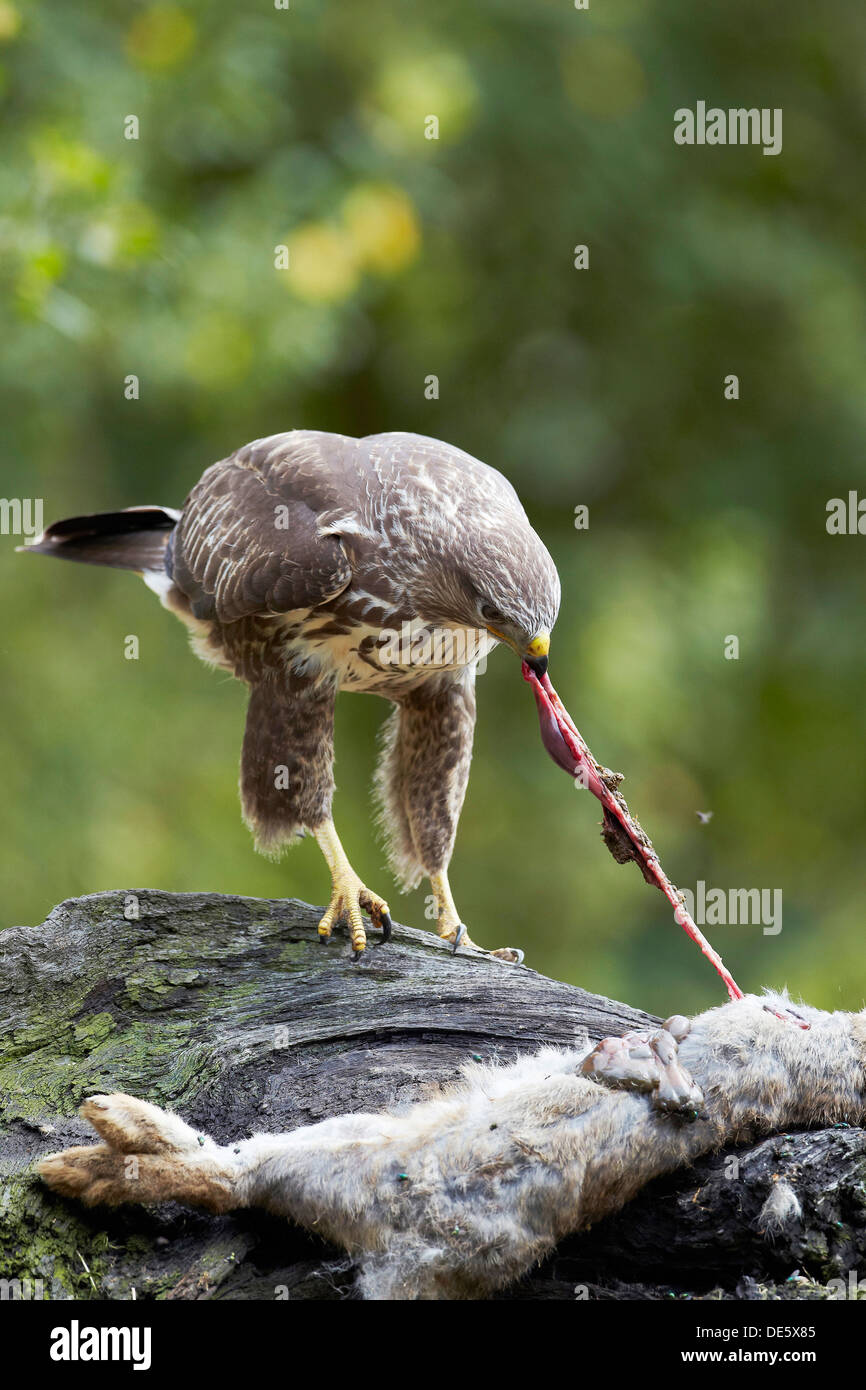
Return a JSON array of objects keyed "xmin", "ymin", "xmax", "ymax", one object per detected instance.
[{"xmin": 522, "ymin": 662, "xmax": 809, "ymax": 1029}]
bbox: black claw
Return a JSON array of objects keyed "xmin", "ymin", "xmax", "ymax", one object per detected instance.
[
  {"xmin": 352, "ymin": 948, "xmax": 365, "ymax": 962},
  {"xmin": 380, "ymin": 911, "xmax": 393, "ymax": 942},
  {"xmin": 451, "ymin": 923, "xmax": 467, "ymax": 955}
]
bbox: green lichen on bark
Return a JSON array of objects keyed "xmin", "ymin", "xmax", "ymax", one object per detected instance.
[{"xmin": 1, "ymin": 1178, "xmax": 111, "ymax": 1300}]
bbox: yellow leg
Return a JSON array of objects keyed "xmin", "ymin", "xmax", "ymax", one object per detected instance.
[
  {"xmin": 314, "ymin": 820, "xmax": 392, "ymax": 957},
  {"xmin": 429, "ymin": 871, "xmax": 523, "ymax": 964},
  {"xmin": 429, "ymin": 871, "xmax": 477, "ymax": 949}
]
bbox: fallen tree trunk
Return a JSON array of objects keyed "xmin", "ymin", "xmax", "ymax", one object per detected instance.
[{"xmin": 1, "ymin": 891, "xmax": 862, "ymax": 1301}]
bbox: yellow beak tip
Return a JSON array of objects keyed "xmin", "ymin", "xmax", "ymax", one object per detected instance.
[{"xmin": 526, "ymin": 630, "xmax": 551, "ymax": 660}]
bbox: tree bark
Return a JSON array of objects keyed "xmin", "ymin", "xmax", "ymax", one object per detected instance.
[{"xmin": 0, "ymin": 891, "xmax": 862, "ymax": 1300}]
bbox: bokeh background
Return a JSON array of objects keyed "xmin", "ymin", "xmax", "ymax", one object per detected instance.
[{"xmin": 1, "ymin": 0, "xmax": 864, "ymax": 1015}]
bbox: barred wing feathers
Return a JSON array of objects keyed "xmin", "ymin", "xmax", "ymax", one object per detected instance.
[{"xmin": 170, "ymin": 433, "xmax": 355, "ymax": 623}]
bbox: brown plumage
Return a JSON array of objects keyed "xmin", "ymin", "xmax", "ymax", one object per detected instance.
[{"xmin": 25, "ymin": 430, "xmax": 560, "ymax": 957}]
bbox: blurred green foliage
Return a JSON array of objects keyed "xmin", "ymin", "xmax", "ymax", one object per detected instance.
[{"xmin": 1, "ymin": 0, "xmax": 865, "ymax": 1015}]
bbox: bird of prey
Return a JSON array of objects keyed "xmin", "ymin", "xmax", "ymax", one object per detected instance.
[{"xmin": 26, "ymin": 431, "xmax": 559, "ymax": 960}]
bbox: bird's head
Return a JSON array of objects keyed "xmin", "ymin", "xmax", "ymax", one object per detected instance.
[
  {"xmin": 413, "ymin": 518, "xmax": 560, "ymax": 676},
  {"xmin": 476, "ymin": 602, "xmax": 552, "ymax": 677},
  {"xmin": 469, "ymin": 524, "xmax": 560, "ymax": 674},
  {"xmin": 389, "ymin": 440, "xmax": 561, "ymax": 673}
]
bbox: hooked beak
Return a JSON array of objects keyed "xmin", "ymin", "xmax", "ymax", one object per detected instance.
[{"xmin": 523, "ymin": 628, "xmax": 550, "ymax": 678}]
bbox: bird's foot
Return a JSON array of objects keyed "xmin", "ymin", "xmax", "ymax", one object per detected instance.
[
  {"xmin": 314, "ymin": 820, "xmax": 392, "ymax": 958},
  {"xmin": 451, "ymin": 923, "xmax": 524, "ymax": 965},
  {"xmin": 317, "ymin": 870, "xmax": 392, "ymax": 959},
  {"xmin": 580, "ymin": 1014, "xmax": 704, "ymax": 1119},
  {"xmin": 489, "ymin": 946, "xmax": 525, "ymax": 963},
  {"xmin": 429, "ymin": 874, "xmax": 524, "ymax": 965}
]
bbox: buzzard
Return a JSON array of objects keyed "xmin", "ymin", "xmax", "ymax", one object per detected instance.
[{"xmin": 27, "ymin": 431, "xmax": 559, "ymax": 960}]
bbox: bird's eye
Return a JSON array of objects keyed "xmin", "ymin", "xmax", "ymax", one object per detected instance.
[{"xmin": 480, "ymin": 602, "xmax": 504, "ymax": 626}]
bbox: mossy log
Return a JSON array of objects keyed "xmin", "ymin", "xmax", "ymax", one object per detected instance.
[{"xmin": 1, "ymin": 891, "xmax": 864, "ymax": 1301}]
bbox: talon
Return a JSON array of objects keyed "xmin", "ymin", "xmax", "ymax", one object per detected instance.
[
  {"xmin": 428, "ymin": 871, "xmax": 520, "ymax": 960},
  {"xmin": 315, "ymin": 882, "xmax": 391, "ymax": 958},
  {"xmin": 313, "ymin": 822, "xmax": 389, "ymax": 957}
]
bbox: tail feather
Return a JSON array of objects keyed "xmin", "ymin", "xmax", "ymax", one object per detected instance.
[{"xmin": 20, "ymin": 506, "xmax": 179, "ymax": 572}]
